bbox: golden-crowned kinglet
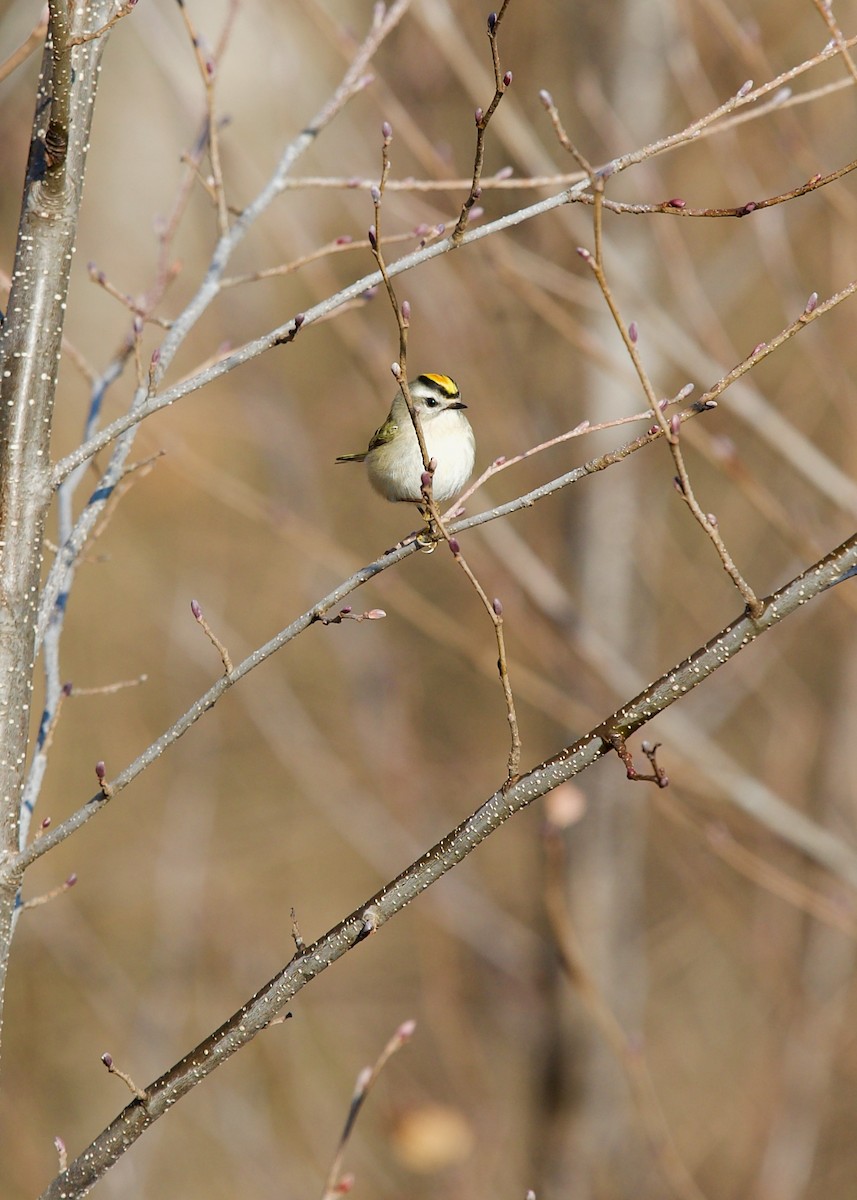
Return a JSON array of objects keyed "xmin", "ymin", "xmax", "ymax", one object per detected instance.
[{"xmin": 335, "ymin": 373, "xmax": 476, "ymax": 504}]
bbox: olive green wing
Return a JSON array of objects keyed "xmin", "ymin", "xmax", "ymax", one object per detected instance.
[{"xmin": 366, "ymin": 416, "xmax": 400, "ymax": 454}]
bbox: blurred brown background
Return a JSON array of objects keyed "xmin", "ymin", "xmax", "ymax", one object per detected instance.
[{"xmin": 3, "ymin": 0, "xmax": 857, "ymax": 1196}]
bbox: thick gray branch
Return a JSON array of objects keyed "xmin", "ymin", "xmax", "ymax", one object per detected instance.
[{"xmin": 0, "ymin": 2, "xmax": 114, "ymax": 1037}]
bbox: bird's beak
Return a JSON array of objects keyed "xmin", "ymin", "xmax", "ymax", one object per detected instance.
[{"xmin": 450, "ymin": 400, "xmax": 468, "ymax": 410}]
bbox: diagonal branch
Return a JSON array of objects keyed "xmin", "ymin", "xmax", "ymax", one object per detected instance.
[{"xmin": 38, "ymin": 530, "xmax": 857, "ymax": 1200}]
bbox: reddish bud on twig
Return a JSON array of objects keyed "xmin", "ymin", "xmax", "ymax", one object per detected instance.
[
  {"xmin": 62, "ymin": 681, "xmax": 73, "ymax": 696},
  {"xmin": 503, "ymin": 70, "xmax": 513, "ymax": 87},
  {"xmin": 673, "ymin": 476, "xmax": 685, "ymax": 495},
  {"xmin": 539, "ymin": 88, "xmax": 553, "ymax": 108},
  {"xmin": 665, "ymin": 197, "xmax": 686, "ymax": 208},
  {"xmin": 340, "ymin": 605, "xmax": 353, "ymax": 616},
  {"xmin": 95, "ymin": 761, "xmax": 106, "ymax": 781},
  {"xmin": 41, "ymin": 816, "xmax": 51, "ymax": 829},
  {"xmin": 365, "ymin": 609, "xmax": 386, "ymax": 620},
  {"xmin": 66, "ymin": 873, "xmax": 78, "ymax": 888},
  {"xmin": 492, "ymin": 597, "xmax": 503, "ymax": 616},
  {"xmin": 495, "ymin": 165, "xmax": 513, "ymax": 179},
  {"xmin": 737, "ymin": 79, "xmax": 754, "ymax": 97},
  {"xmin": 370, "ymin": 185, "xmax": 381, "ymax": 204},
  {"xmin": 448, "ymin": 538, "xmax": 461, "ymax": 555},
  {"xmin": 576, "ymin": 246, "xmax": 592, "ymax": 261},
  {"xmin": 707, "ymin": 513, "xmax": 718, "ymax": 527},
  {"xmin": 368, "ymin": 225, "xmax": 377, "ymax": 248},
  {"xmin": 382, "ymin": 120, "xmax": 392, "ymax": 141},
  {"xmin": 401, "ymin": 300, "xmax": 411, "ymax": 324},
  {"xmin": 737, "ymin": 201, "xmax": 757, "ymax": 217},
  {"xmin": 421, "ymin": 471, "xmax": 434, "ymax": 490},
  {"xmin": 101, "ymin": 1053, "xmax": 113, "ymax": 1068},
  {"xmin": 751, "ymin": 342, "xmax": 767, "ymax": 356},
  {"xmin": 804, "ymin": 291, "xmax": 818, "ymax": 314},
  {"xmin": 335, "ymin": 234, "xmax": 353, "ymax": 245},
  {"xmin": 628, "ymin": 321, "xmax": 638, "ymax": 343},
  {"xmin": 391, "ymin": 362, "xmax": 402, "ymax": 378},
  {"xmin": 487, "ymin": 11, "xmax": 497, "ymax": 33},
  {"xmin": 150, "ymin": 347, "xmax": 161, "ymax": 366},
  {"xmin": 670, "ymin": 414, "xmax": 681, "ymax": 437},
  {"xmin": 475, "ymin": 107, "xmax": 483, "ymax": 125},
  {"xmin": 190, "ymin": 599, "xmax": 202, "ymax": 620}
]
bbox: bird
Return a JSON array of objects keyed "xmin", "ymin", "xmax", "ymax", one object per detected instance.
[{"xmin": 335, "ymin": 373, "xmax": 475, "ymax": 505}]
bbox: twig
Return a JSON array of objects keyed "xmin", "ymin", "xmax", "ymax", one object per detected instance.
[
  {"xmin": 69, "ymin": 675, "xmax": 149, "ymax": 697},
  {"xmin": 0, "ymin": 7, "xmax": 48, "ymax": 85},
  {"xmin": 176, "ymin": 0, "xmax": 231, "ymax": 236},
  {"xmin": 448, "ymin": 541, "xmax": 521, "ymax": 782},
  {"xmin": 810, "ymin": 0, "xmax": 857, "ymax": 85},
  {"xmin": 20, "ymin": 873, "xmax": 77, "ymax": 911},
  {"xmin": 367, "ymin": 122, "xmax": 431, "ymax": 478},
  {"xmin": 571, "ymin": 156, "xmax": 857, "ymax": 219},
  {"xmin": 320, "ymin": 1020, "xmax": 416, "ymax": 1200},
  {"xmin": 191, "ymin": 600, "xmax": 233, "ymax": 675},
  {"xmin": 451, "ymin": 2, "xmax": 514, "ymax": 244},
  {"xmin": 606, "ymin": 734, "xmax": 669, "ymax": 788},
  {"xmin": 449, "ymin": 384, "xmax": 694, "ymax": 516},
  {"xmin": 573, "ymin": 164, "xmax": 763, "ymax": 614},
  {"xmin": 66, "ymin": 1, "xmax": 138, "ymax": 47},
  {"xmin": 101, "ymin": 1053, "xmax": 148, "ymax": 1103}
]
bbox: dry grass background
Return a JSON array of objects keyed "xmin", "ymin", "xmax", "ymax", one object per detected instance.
[{"xmin": 3, "ymin": 0, "xmax": 857, "ymax": 1196}]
